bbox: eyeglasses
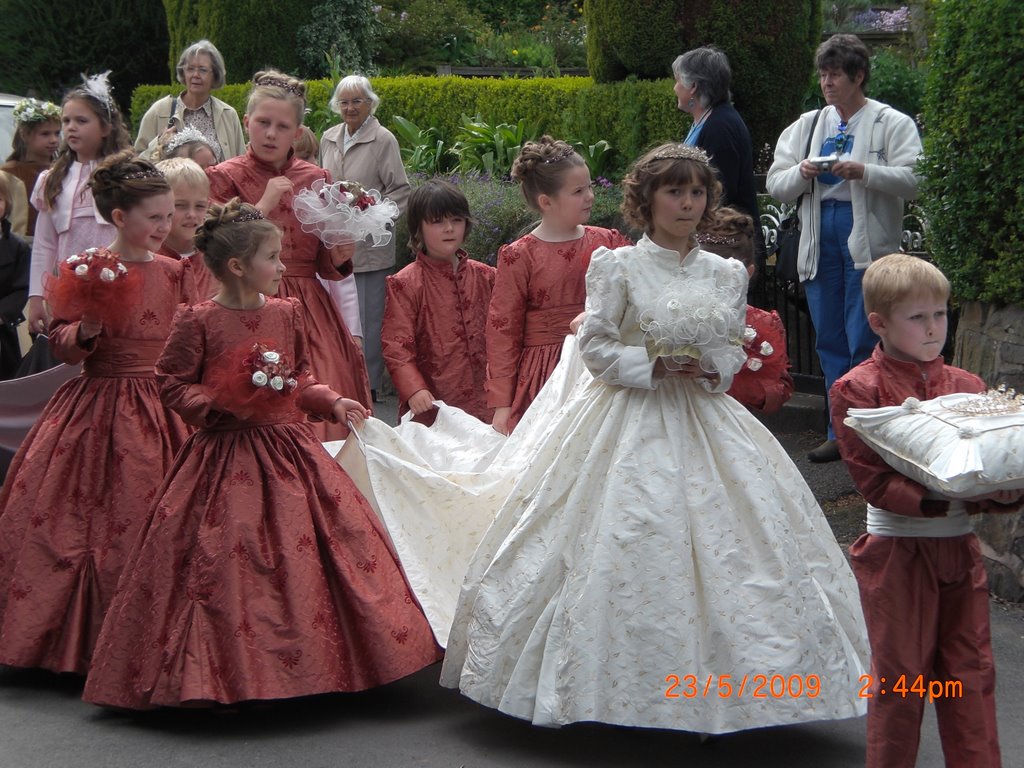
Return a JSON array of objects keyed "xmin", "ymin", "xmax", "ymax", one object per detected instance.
[
  {"xmin": 337, "ymin": 99, "xmax": 366, "ymax": 109},
  {"xmin": 185, "ymin": 66, "xmax": 211, "ymax": 77},
  {"xmin": 834, "ymin": 120, "xmax": 849, "ymax": 155}
]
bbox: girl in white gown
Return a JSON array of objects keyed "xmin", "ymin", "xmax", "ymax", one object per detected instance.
[{"xmin": 433, "ymin": 144, "xmax": 869, "ymax": 734}]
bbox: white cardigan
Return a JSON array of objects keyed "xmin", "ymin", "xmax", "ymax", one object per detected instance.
[{"xmin": 766, "ymin": 99, "xmax": 922, "ymax": 282}]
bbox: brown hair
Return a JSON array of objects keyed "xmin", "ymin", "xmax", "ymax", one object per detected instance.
[
  {"xmin": 43, "ymin": 87, "xmax": 132, "ymax": 209},
  {"xmin": 510, "ymin": 135, "xmax": 587, "ymax": 213},
  {"xmin": 7, "ymin": 118, "xmax": 61, "ymax": 163},
  {"xmin": 194, "ymin": 198, "xmax": 281, "ymax": 278},
  {"xmin": 697, "ymin": 206, "xmax": 755, "ymax": 266},
  {"xmin": 621, "ymin": 144, "xmax": 721, "ymax": 233},
  {"xmin": 862, "ymin": 253, "xmax": 950, "ymax": 317},
  {"xmin": 87, "ymin": 150, "xmax": 171, "ymax": 223},
  {"xmin": 406, "ymin": 179, "xmax": 474, "ymax": 254},
  {"xmin": 246, "ymin": 70, "xmax": 307, "ymax": 126},
  {"xmin": 293, "ymin": 125, "xmax": 320, "ymax": 163},
  {"xmin": 816, "ymin": 34, "xmax": 871, "ymax": 91}
]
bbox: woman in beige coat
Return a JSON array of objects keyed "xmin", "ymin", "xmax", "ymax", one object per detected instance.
[{"xmin": 320, "ymin": 75, "xmax": 410, "ymax": 401}]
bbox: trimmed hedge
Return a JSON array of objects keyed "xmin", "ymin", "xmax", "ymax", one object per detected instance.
[
  {"xmin": 920, "ymin": 0, "xmax": 1024, "ymax": 305},
  {"xmin": 133, "ymin": 76, "xmax": 686, "ymax": 165}
]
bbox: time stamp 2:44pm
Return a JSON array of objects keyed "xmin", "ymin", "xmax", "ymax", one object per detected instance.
[{"xmin": 664, "ymin": 674, "xmax": 963, "ymax": 702}]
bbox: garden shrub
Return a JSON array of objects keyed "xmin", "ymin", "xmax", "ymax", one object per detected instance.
[
  {"xmin": 919, "ymin": 0, "xmax": 1024, "ymax": 305},
  {"xmin": 296, "ymin": 0, "xmax": 377, "ymax": 79},
  {"xmin": 162, "ymin": 0, "xmax": 201, "ymax": 78}
]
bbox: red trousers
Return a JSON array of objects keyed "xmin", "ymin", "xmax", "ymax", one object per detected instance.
[{"xmin": 849, "ymin": 533, "xmax": 1000, "ymax": 768}]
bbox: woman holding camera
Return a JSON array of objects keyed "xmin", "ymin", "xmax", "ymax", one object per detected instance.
[{"xmin": 767, "ymin": 34, "xmax": 921, "ymax": 463}]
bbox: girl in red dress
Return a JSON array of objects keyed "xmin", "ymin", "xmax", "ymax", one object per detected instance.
[
  {"xmin": 83, "ymin": 199, "xmax": 441, "ymax": 709},
  {"xmin": 206, "ymin": 70, "xmax": 371, "ymax": 440},
  {"xmin": 0, "ymin": 151, "xmax": 191, "ymax": 674},
  {"xmin": 486, "ymin": 136, "xmax": 630, "ymax": 434}
]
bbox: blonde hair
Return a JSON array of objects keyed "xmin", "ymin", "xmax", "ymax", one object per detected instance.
[
  {"xmin": 246, "ymin": 70, "xmax": 306, "ymax": 125},
  {"xmin": 510, "ymin": 136, "xmax": 586, "ymax": 213},
  {"xmin": 863, "ymin": 253, "xmax": 951, "ymax": 317},
  {"xmin": 155, "ymin": 157, "xmax": 209, "ymax": 192}
]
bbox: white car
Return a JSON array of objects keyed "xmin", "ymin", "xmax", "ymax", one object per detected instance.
[{"xmin": 0, "ymin": 93, "xmax": 24, "ymax": 159}]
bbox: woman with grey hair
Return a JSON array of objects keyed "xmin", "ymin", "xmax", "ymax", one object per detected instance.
[
  {"xmin": 134, "ymin": 39, "xmax": 245, "ymax": 162},
  {"xmin": 320, "ymin": 74, "xmax": 411, "ymax": 402},
  {"xmin": 673, "ymin": 46, "xmax": 764, "ymax": 282}
]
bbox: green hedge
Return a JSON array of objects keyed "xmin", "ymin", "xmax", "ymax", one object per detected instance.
[
  {"xmin": 920, "ymin": 0, "xmax": 1024, "ymax": 305},
  {"xmin": 133, "ymin": 75, "xmax": 686, "ymax": 163}
]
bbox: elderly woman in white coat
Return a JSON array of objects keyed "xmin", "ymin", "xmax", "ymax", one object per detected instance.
[
  {"xmin": 320, "ymin": 75, "xmax": 410, "ymax": 401},
  {"xmin": 134, "ymin": 40, "xmax": 245, "ymax": 163},
  {"xmin": 767, "ymin": 34, "xmax": 921, "ymax": 463}
]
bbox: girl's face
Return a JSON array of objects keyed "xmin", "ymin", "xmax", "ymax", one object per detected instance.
[
  {"xmin": 187, "ymin": 143, "xmax": 217, "ymax": 169},
  {"xmin": 236, "ymin": 231, "xmax": 286, "ymax": 295},
  {"xmin": 542, "ymin": 164, "xmax": 594, "ymax": 227},
  {"xmin": 115, "ymin": 192, "xmax": 175, "ymax": 253},
  {"xmin": 420, "ymin": 215, "xmax": 467, "ymax": 263},
  {"xmin": 245, "ymin": 98, "xmax": 302, "ymax": 168},
  {"xmin": 168, "ymin": 184, "xmax": 209, "ymax": 252},
  {"xmin": 61, "ymin": 99, "xmax": 110, "ymax": 162},
  {"xmin": 650, "ymin": 180, "xmax": 708, "ymax": 243},
  {"xmin": 24, "ymin": 121, "xmax": 61, "ymax": 162}
]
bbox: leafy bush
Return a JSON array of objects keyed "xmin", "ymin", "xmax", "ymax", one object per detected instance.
[
  {"xmin": 919, "ymin": 0, "xmax": 1024, "ymax": 304},
  {"xmin": 296, "ymin": 0, "xmax": 376, "ymax": 79},
  {"xmin": 392, "ymin": 116, "xmax": 455, "ymax": 175},
  {"xmin": 373, "ymin": 0, "xmax": 489, "ymax": 72},
  {"xmin": 450, "ymin": 115, "xmax": 542, "ymax": 176}
]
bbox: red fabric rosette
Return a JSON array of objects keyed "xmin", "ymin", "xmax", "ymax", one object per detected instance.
[
  {"xmin": 206, "ymin": 338, "xmax": 308, "ymax": 421},
  {"xmin": 44, "ymin": 247, "xmax": 144, "ymax": 325}
]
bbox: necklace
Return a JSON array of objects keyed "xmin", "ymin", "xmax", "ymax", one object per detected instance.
[{"xmin": 684, "ymin": 107, "xmax": 714, "ymax": 146}]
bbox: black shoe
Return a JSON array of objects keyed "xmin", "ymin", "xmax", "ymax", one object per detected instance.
[
  {"xmin": 371, "ymin": 389, "xmax": 379, "ymax": 403},
  {"xmin": 807, "ymin": 439, "xmax": 840, "ymax": 463}
]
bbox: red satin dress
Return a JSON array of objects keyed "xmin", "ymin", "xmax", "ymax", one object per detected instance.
[
  {"xmin": 206, "ymin": 149, "xmax": 371, "ymax": 439},
  {"xmin": 83, "ymin": 298, "xmax": 440, "ymax": 708},
  {"xmin": 485, "ymin": 227, "xmax": 630, "ymax": 431},
  {"xmin": 0, "ymin": 256, "xmax": 191, "ymax": 674}
]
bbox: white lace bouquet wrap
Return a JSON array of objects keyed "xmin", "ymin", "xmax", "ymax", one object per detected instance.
[
  {"xmin": 638, "ymin": 276, "xmax": 747, "ymax": 376},
  {"xmin": 292, "ymin": 179, "xmax": 400, "ymax": 248}
]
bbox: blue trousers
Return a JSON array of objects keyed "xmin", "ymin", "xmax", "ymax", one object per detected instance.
[{"xmin": 804, "ymin": 200, "xmax": 878, "ymax": 438}]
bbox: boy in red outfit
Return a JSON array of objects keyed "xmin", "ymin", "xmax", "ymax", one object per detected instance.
[{"xmin": 831, "ymin": 253, "xmax": 1022, "ymax": 768}]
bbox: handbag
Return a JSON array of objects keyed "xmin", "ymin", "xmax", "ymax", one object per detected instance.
[{"xmin": 774, "ymin": 109, "xmax": 822, "ymax": 284}]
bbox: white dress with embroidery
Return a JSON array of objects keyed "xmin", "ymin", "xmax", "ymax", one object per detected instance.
[{"xmin": 431, "ymin": 236, "xmax": 869, "ymax": 733}]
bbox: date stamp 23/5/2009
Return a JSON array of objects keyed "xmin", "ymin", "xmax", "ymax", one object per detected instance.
[{"xmin": 663, "ymin": 674, "xmax": 964, "ymax": 703}]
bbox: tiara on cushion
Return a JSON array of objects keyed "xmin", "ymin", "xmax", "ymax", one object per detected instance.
[{"xmin": 947, "ymin": 385, "xmax": 1024, "ymax": 416}]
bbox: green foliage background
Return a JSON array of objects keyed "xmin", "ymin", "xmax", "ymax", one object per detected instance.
[
  {"xmin": 920, "ymin": 0, "xmax": 1024, "ymax": 304},
  {"xmin": 585, "ymin": 0, "xmax": 821, "ymax": 165}
]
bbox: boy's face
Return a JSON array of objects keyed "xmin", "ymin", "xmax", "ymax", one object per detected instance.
[
  {"xmin": 868, "ymin": 293, "xmax": 948, "ymax": 364},
  {"xmin": 169, "ymin": 183, "xmax": 209, "ymax": 251},
  {"xmin": 420, "ymin": 215, "xmax": 466, "ymax": 264}
]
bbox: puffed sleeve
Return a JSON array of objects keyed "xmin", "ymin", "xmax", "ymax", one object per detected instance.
[
  {"xmin": 381, "ymin": 268, "xmax": 429, "ymax": 405},
  {"xmin": 578, "ymin": 247, "xmax": 657, "ymax": 389},
  {"xmin": 156, "ymin": 305, "xmax": 220, "ymax": 428},
  {"xmin": 485, "ymin": 238, "xmax": 532, "ymax": 407}
]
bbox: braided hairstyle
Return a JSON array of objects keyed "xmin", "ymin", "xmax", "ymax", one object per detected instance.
[
  {"xmin": 87, "ymin": 150, "xmax": 170, "ymax": 223},
  {"xmin": 194, "ymin": 198, "xmax": 281, "ymax": 279},
  {"xmin": 510, "ymin": 135, "xmax": 586, "ymax": 213}
]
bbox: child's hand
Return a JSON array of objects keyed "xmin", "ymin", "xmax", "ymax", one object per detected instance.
[
  {"xmin": 257, "ymin": 176, "xmax": 294, "ymax": 213},
  {"xmin": 27, "ymin": 296, "xmax": 50, "ymax": 334},
  {"xmin": 77, "ymin": 316, "xmax": 102, "ymax": 344},
  {"xmin": 333, "ymin": 397, "xmax": 370, "ymax": 426},
  {"xmin": 655, "ymin": 357, "xmax": 704, "ymax": 379},
  {"xmin": 569, "ymin": 311, "xmax": 586, "ymax": 334},
  {"xmin": 408, "ymin": 389, "xmax": 435, "ymax": 415},
  {"xmin": 329, "ymin": 240, "xmax": 355, "ymax": 267},
  {"xmin": 491, "ymin": 406, "xmax": 512, "ymax": 436}
]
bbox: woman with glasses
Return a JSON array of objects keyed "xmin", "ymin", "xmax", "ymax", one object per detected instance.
[
  {"xmin": 134, "ymin": 39, "xmax": 245, "ymax": 163},
  {"xmin": 767, "ymin": 34, "xmax": 922, "ymax": 463},
  {"xmin": 320, "ymin": 75, "xmax": 411, "ymax": 403}
]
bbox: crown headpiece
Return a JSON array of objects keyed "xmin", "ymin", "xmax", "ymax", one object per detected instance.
[
  {"xmin": 255, "ymin": 75, "xmax": 304, "ymax": 97},
  {"xmin": 163, "ymin": 125, "xmax": 211, "ymax": 156},
  {"xmin": 947, "ymin": 385, "xmax": 1024, "ymax": 416},
  {"xmin": 653, "ymin": 144, "xmax": 709, "ymax": 163},
  {"xmin": 124, "ymin": 168, "xmax": 165, "ymax": 181},
  {"xmin": 235, "ymin": 208, "xmax": 266, "ymax": 223}
]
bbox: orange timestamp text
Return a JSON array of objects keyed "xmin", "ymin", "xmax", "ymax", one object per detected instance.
[
  {"xmin": 858, "ymin": 674, "xmax": 963, "ymax": 702},
  {"xmin": 664, "ymin": 674, "xmax": 821, "ymax": 700}
]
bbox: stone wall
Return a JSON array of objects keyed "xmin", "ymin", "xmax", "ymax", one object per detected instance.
[{"xmin": 954, "ymin": 300, "xmax": 1024, "ymax": 601}]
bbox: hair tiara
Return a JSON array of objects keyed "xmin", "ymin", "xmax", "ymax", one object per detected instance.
[
  {"xmin": 234, "ymin": 208, "xmax": 266, "ymax": 223},
  {"xmin": 254, "ymin": 75, "xmax": 304, "ymax": 97},
  {"xmin": 163, "ymin": 125, "xmax": 211, "ymax": 155},
  {"xmin": 124, "ymin": 168, "xmax": 166, "ymax": 181},
  {"xmin": 653, "ymin": 144, "xmax": 709, "ymax": 163},
  {"xmin": 13, "ymin": 98, "xmax": 62, "ymax": 125},
  {"xmin": 80, "ymin": 71, "xmax": 115, "ymax": 120},
  {"xmin": 541, "ymin": 146, "xmax": 576, "ymax": 164}
]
